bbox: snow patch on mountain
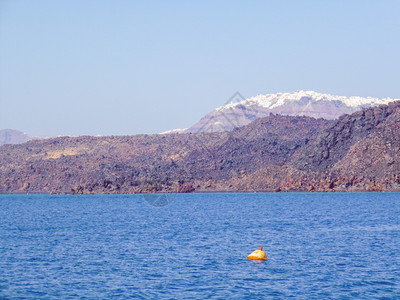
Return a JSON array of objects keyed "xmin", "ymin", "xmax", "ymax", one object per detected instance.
[{"xmin": 217, "ymin": 90, "xmax": 395, "ymax": 111}]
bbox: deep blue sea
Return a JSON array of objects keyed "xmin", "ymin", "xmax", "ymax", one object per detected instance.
[{"xmin": 0, "ymin": 193, "xmax": 399, "ymax": 299}]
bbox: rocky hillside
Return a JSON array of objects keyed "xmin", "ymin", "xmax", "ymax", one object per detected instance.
[
  {"xmin": 236, "ymin": 101, "xmax": 400, "ymax": 192},
  {"xmin": 0, "ymin": 102, "xmax": 399, "ymax": 194}
]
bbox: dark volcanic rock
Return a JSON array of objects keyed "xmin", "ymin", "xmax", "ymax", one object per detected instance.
[
  {"xmin": 292, "ymin": 102, "xmax": 399, "ymax": 172},
  {"xmin": 0, "ymin": 102, "xmax": 399, "ymax": 194}
]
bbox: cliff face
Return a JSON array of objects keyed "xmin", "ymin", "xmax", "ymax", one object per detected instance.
[{"xmin": 1, "ymin": 102, "xmax": 399, "ymax": 194}]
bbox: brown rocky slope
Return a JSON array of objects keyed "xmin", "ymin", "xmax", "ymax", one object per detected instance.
[{"xmin": 0, "ymin": 101, "xmax": 399, "ymax": 194}]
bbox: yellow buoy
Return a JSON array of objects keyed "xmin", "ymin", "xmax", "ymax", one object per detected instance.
[{"xmin": 247, "ymin": 245, "xmax": 267, "ymax": 260}]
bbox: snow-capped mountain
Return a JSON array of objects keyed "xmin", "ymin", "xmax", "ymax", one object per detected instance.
[{"xmin": 186, "ymin": 91, "xmax": 398, "ymax": 133}]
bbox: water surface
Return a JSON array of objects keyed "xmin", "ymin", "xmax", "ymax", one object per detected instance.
[{"xmin": 0, "ymin": 193, "xmax": 399, "ymax": 299}]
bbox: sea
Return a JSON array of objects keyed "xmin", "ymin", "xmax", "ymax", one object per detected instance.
[{"xmin": 0, "ymin": 193, "xmax": 399, "ymax": 299}]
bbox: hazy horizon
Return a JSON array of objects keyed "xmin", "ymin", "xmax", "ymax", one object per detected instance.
[{"xmin": 1, "ymin": 1, "xmax": 400, "ymax": 136}]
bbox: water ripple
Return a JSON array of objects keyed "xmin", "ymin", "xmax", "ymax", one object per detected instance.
[{"xmin": 0, "ymin": 192, "xmax": 399, "ymax": 299}]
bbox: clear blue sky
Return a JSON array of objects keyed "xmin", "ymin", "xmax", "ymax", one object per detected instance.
[{"xmin": 1, "ymin": 0, "xmax": 399, "ymax": 136}]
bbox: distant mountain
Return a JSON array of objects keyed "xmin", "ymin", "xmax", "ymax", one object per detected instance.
[
  {"xmin": 0, "ymin": 101, "xmax": 399, "ymax": 194},
  {"xmin": 0, "ymin": 129, "xmax": 42, "ymax": 146},
  {"xmin": 186, "ymin": 90, "xmax": 397, "ymax": 133}
]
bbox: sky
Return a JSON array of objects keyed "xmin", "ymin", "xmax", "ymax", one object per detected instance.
[{"xmin": 1, "ymin": 0, "xmax": 399, "ymax": 136}]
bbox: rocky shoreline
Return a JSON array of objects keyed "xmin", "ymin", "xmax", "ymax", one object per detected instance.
[{"xmin": 1, "ymin": 101, "xmax": 399, "ymax": 194}]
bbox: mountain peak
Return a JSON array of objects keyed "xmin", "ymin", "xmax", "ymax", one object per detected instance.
[
  {"xmin": 0, "ymin": 129, "xmax": 43, "ymax": 146},
  {"xmin": 188, "ymin": 91, "xmax": 398, "ymax": 133}
]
